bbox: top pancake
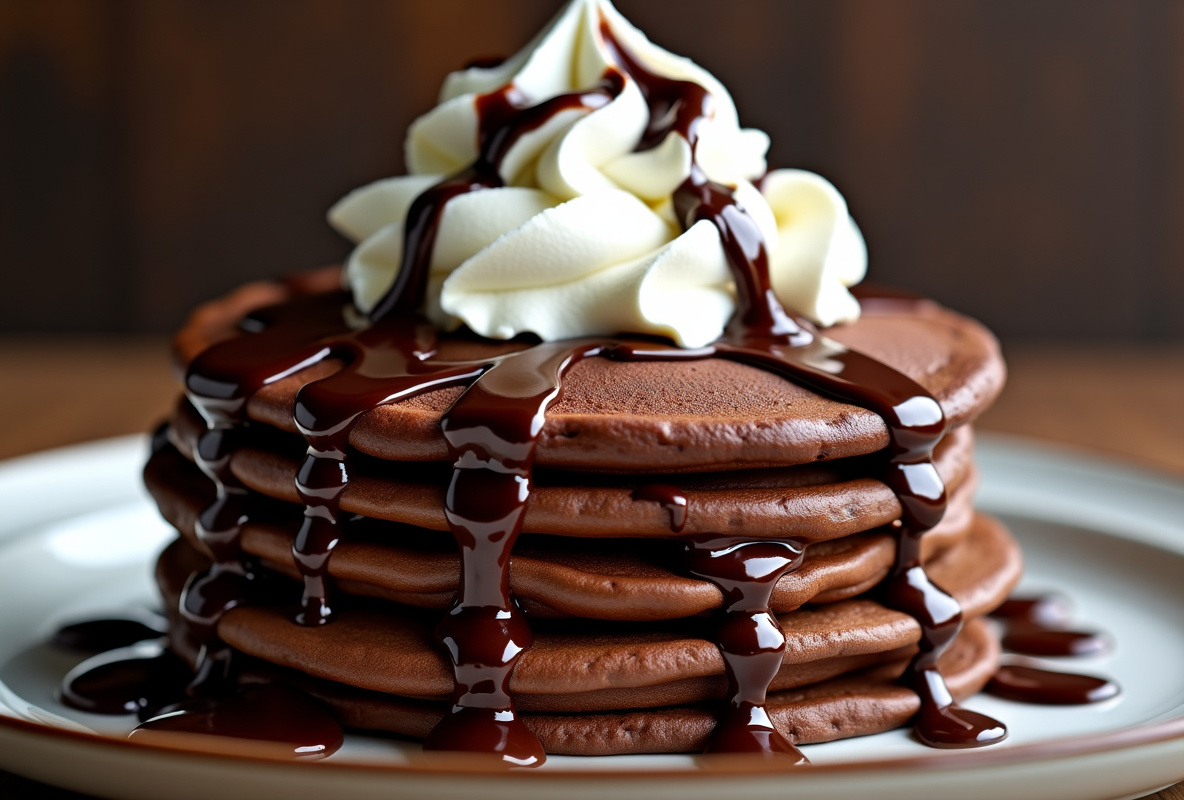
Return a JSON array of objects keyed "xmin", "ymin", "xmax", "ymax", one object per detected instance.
[{"xmin": 173, "ymin": 269, "xmax": 1005, "ymax": 472}]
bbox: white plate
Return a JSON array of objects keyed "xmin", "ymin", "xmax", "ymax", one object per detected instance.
[{"xmin": 1, "ymin": 434, "xmax": 1183, "ymax": 800}]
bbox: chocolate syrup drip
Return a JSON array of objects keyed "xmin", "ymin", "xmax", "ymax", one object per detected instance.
[
  {"xmin": 685, "ymin": 537, "xmax": 808, "ymax": 762},
  {"xmin": 992, "ymin": 594, "xmax": 1073, "ymax": 627},
  {"xmin": 1002, "ymin": 627, "xmax": 1109, "ymax": 658},
  {"xmin": 596, "ymin": 18, "xmax": 710, "ymax": 152},
  {"xmin": 598, "ymin": 17, "xmax": 801, "ymax": 340},
  {"xmin": 633, "ymin": 484, "xmax": 688, "ymax": 532},
  {"xmin": 425, "ymin": 341, "xmax": 604, "ymax": 765},
  {"xmin": 59, "ymin": 631, "xmax": 347, "ymax": 756},
  {"xmin": 679, "ymin": 174, "xmax": 805, "ymax": 339},
  {"xmin": 989, "ymin": 593, "xmax": 1109, "ymax": 657},
  {"xmin": 52, "ymin": 610, "xmax": 167, "ymax": 652},
  {"xmin": 181, "ymin": 294, "xmax": 347, "ymax": 689},
  {"xmin": 60, "ymin": 642, "xmax": 192, "ymax": 717},
  {"xmin": 703, "ymin": 338, "xmax": 1001, "ymax": 748},
  {"xmin": 988, "ymin": 665, "xmax": 1119, "ymax": 706},
  {"xmin": 986, "ymin": 593, "xmax": 1120, "ymax": 703},
  {"xmin": 878, "ymin": 541, "xmax": 1006, "ymax": 747},
  {"xmin": 290, "ymin": 318, "xmax": 486, "ymax": 626},
  {"xmin": 130, "ymin": 684, "xmax": 344, "ymax": 760},
  {"xmin": 366, "ymin": 72, "xmax": 623, "ymax": 323}
]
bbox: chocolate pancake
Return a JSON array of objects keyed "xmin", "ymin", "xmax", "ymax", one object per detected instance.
[
  {"xmin": 163, "ymin": 399, "xmax": 978, "ymax": 541},
  {"xmin": 145, "ymin": 442, "xmax": 990, "ymax": 621},
  {"xmin": 295, "ymin": 621, "xmax": 999, "ymax": 755},
  {"xmin": 171, "ymin": 273, "xmax": 1004, "ymax": 472},
  {"xmin": 152, "ymin": 515, "xmax": 1013, "ymax": 719}
]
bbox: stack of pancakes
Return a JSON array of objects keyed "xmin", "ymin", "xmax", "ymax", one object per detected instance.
[{"xmin": 145, "ymin": 276, "xmax": 1017, "ymax": 756}]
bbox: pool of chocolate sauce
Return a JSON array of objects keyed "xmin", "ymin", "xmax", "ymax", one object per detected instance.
[{"xmin": 986, "ymin": 594, "xmax": 1119, "ymax": 706}]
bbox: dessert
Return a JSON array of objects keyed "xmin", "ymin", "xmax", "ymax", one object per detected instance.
[
  {"xmin": 61, "ymin": 0, "xmax": 1097, "ymax": 765},
  {"xmin": 142, "ymin": 279, "xmax": 1018, "ymax": 760}
]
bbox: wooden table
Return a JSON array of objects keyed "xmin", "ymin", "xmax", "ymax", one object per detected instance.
[{"xmin": 1, "ymin": 336, "xmax": 1182, "ymax": 799}]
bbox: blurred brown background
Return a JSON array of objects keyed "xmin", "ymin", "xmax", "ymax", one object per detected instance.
[
  {"xmin": 3, "ymin": 0, "xmax": 1181, "ymax": 469},
  {"xmin": 2, "ymin": 0, "xmax": 1181, "ymax": 341},
  {"xmin": 1, "ymin": 8, "xmax": 1184, "ymax": 799}
]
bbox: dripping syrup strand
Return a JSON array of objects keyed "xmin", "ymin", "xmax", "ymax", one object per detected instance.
[
  {"xmin": 597, "ymin": 17, "xmax": 811, "ymax": 758},
  {"xmin": 366, "ymin": 71, "xmax": 624, "ymax": 322},
  {"xmin": 632, "ymin": 484, "xmax": 688, "ymax": 533},
  {"xmin": 597, "ymin": 15, "xmax": 803, "ymax": 340},
  {"xmin": 684, "ymin": 537, "xmax": 808, "ymax": 760},
  {"xmin": 290, "ymin": 317, "xmax": 487, "ymax": 627},
  {"xmin": 129, "ymin": 684, "xmax": 344, "ymax": 760},
  {"xmin": 425, "ymin": 341, "xmax": 605, "ymax": 765},
  {"xmin": 297, "ymin": 67, "xmax": 625, "ymax": 622},
  {"xmin": 52, "ymin": 609, "xmax": 168, "ymax": 652},
  {"xmin": 180, "ymin": 293, "xmax": 345, "ymax": 692},
  {"xmin": 356, "ymin": 72, "xmax": 634, "ymax": 765}
]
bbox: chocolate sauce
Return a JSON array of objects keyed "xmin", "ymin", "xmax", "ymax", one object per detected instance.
[
  {"xmin": 290, "ymin": 318, "xmax": 486, "ymax": 626},
  {"xmin": 130, "ymin": 684, "xmax": 344, "ymax": 759},
  {"xmin": 989, "ymin": 593, "xmax": 1109, "ymax": 657},
  {"xmin": 181, "ymin": 294, "xmax": 347, "ymax": 691},
  {"xmin": 1002, "ymin": 627, "xmax": 1109, "ymax": 658},
  {"xmin": 52, "ymin": 610, "xmax": 167, "ymax": 652},
  {"xmin": 992, "ymin": 594, "xmax": 1073, "ymax": 627},
  {"xmin": 351, "ymin": 58, "xmax": 633, "ymax": 765},
  {"xmin": 633, "ymin": 484, "xmax": 688, "ymax": 533},
  {"xmin": 685, "ymin": 537, "xmax": 808, "ymax": 761},
  {"xmin": 371, "ymin": 14, "xmax": 1003, "ymax": 757},
  {"xmin": 600, "ymin": 20, "xmax": 1003, "ymax": 744},
  {"xmin": 598, "ymin": 17, "xmax": 802, "ymax": 340},
  {"xmin": 606, "ymin": 15, "xmax": 1005, "ymax": 746},
  {"xmin": 596, "ymin": 17, "xmax": 711, "ymax": 152},
  {"xmin": 425, "ymin": 342, "xmax": 603, "ymax": 765},
  {"xmin": 603, "ymin": 19, "xmax": 1004, "ymax": 747},
  {"xmin": 986, "ymin": 592, "xmax": 1119, "ymax": 703},
  {"xmin": 366, "ymin": 73, "xmax": 623, "ymax": 323},
  {"xmin": 988, "ymin": 665, "xmax": 1119, "ymax": 705},
  {"xmin": 711, "ymin": 338, "xmax": 1005, "ymax": 748},
  {"xmin": 60, "ymin": 641, "xmax": 191, "ymax": 717}
]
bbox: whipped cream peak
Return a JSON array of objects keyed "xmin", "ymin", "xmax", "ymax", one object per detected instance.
[{"xmin": 329, "ymin": 0, "xmax": 866, "ymax": 347}]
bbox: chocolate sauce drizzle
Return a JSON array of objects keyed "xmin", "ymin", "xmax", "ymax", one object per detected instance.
[
  {"xmin": 180, "ymin": 295, "xmax": 345, "ymax": 691},
  {"xmin": 990, "ymin": 592, "xmax": 1110, "ymax": 658},
  {"xmin": 62, "ymin": 11, "xmax": 1027, "ymax": 763},
  {"xmin": 129, "ymin": 684, "xmax": 344, "ymax": 759},
  {"xmin": 426, "ymin": 341, "xmax": 602, "ymax": 764},
  {"xmin": 52, "ymin": 610, "xmax": 167, "ymax": 653},
  {"xmin": 290, "ymin": 318, "xmax": 485, "ymax": 627},
  {"xmin": 366, "ymin": 71, "xmax": 623, "ymax": 322},
  {"xmin": 633, "ymin": 484, "xmax": 688, "ymax": 533},
  {"xmin": 60, "ymin": 641, "xmax": 190, "ymax": 718},
  {"xmin": 684, "ymin": 536, "xmax": 807, "ymax": 760},
  {"xmin": 988, "ymin": 664, "xmax": 1119, "ymax": 705},
  {"xmin": 987, "ymin": 593, "xmax": 1120, "ymax": 705}
]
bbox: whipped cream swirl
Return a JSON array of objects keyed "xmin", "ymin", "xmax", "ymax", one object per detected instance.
[{"xmin": 329, "ymin": 0, "xmax": 866, "ymax": 347}]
